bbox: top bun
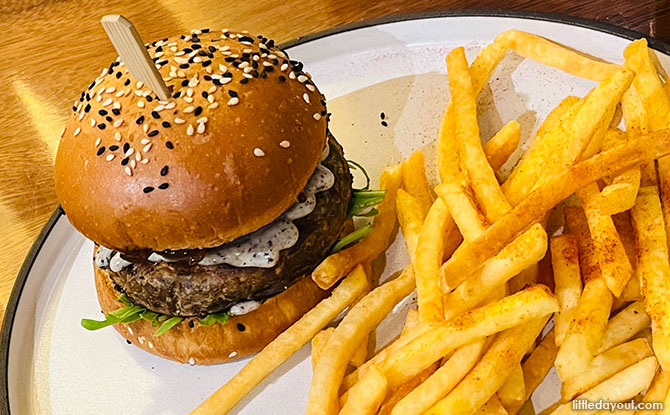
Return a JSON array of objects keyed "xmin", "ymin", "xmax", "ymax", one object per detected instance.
[{"xmin": 55, "ymin": 29, "xmax": 328, "ymax": 251}]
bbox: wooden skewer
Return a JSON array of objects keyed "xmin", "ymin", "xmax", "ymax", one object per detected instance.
[{"xmin": 101, "ymin": 14, "xmax": 170, "ymax": 101}]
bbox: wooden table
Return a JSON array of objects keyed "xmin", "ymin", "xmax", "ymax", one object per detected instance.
[{"xmin": 0, "ymin": 0, "xmax": 668, "ymax": 321}]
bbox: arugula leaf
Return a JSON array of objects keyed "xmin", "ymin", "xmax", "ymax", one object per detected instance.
[
  {"xmin": 348, "ymin": 189, "xmax": 387, "ymax": 217},
  {"xmin": 81, "ymin": 304, "xmax": 144, "ymax": 331},
  {"xmin": 154, "ymin": 317, "xmax": 183, "ymax": 337},
  {"xmin": 199, "ymin": 311, "xmax": 231, "ymax": 326},
  {"xmin": 347, "ymin": 160, "xmax": 371, "ymax": 190},
  {"xmin": 331, "ymin": 224, "xmax": 374, "ymax": 253}
]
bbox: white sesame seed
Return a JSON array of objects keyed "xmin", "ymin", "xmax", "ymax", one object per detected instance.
[
  {"xmin": 197, "ymin": 123, "xmax": 206, "ymax": 134},
  {"xmin": 135, "ymin": 152, "xmax": 142, "ymax": 161},
  {"xmin": 221, "ymin": 77, "xmax": 233, "ymax": 84},
  {"xmin": 228, "ymin": 351, "xmax": 237, "ymax": 358},
  {"xmin": 243, "ymin": 66, "xmax": 253, "ymax": 73},
  {"xmin": 174, "ymin": 117, "xmax": 186, "ymax": 124},
  {"xmin": 303, "ymin": 93, "xmax": 310, "ymax": 103},
  {"xmin": 142, "ymin": 90, "xmax": 151, "ymax": 97},
  {"xmin": 137, "ymin": 100, "xmax": 146, "ymax": 109},
  {"xmin": 298, "ymin": 75, "xmax": 308, "ymax": 83},
  {"xmin": 155, "ymin": 105, "xmax": 165, "ymax": 112},
  {"xmin": 313, "ymin": 113, "xmax": 321, "ymax": 120},
  {"xmin": 114, "ymin": 119, "xmax": 123, "ymax": 128},
  {"xmin": 125, "ymin": 148, "xmax": 134, "ymax": 157},
  {"xmin": 186, "ymin": 88, "xmax": 194, "ymax": 97},
  {"xmin": 96, "ymin": 95, "xmax": 102, "ymax": 102},
  {"xmin": 262, "ymin": 61, "xmax": 272, "ymax": 67},
  {"xmin": 206, "ymin": 66, "xmax": 213, "ymax": 74},
  {"xmin": 279, "ymin": 140, "xmax": 291, "ymax": 148},
  {"xmin": 177, "ymin": 70, "xmax": 186, "ymax": 78},
  {"xmin": 208, "ymin": 86, "xmax": 217, "ymax": 94},
  {"xmin": 130, "ymin": 159, "xmax": 137, "ymax": 168},
  {"xmin": 143, "ymin": 124, "xmax": 149, "ymax": 133},
  {"xmin": 189, "ymin": 357, "xmax": 195, "ymax": 366},
  {"xmin": 208, "ymin": 102, "xmax": 219, "ymax": 109},
  {"xmin": 175, "ymin": 51, "xmax": 185, "ymax": 56},
  {"xmin": 138, "ymin": 336, "xmax": 145, "ymax": 345},
  {"xmin": 197, "ymin": 117, "xmax": 208, "ymax": 124},
  {"xmin": 267, "ymin": 54, "xmax": 277, "ymax": 59},
  {"xmin": 95, "ymin": 137, "xmax": 101, "ymax": 147},
  {"xmin": 243, "ymin": 48, "xmax": 252, "ymax": 53},
  {"xmin": 253, "ymin": 55, "xmax": 260, "ymax": 61},
  {"xmin": 140, "ymin": 138, "xmax": 150, "ymax": 145},
  {"xmin": 148, "ymin": 341, "xmax": 154, "ymax": 349},
  {"xmin": 115, "ymin": 90, "xmax": 124, "ymax": 97},
  {"xmin": 187, "ymin": 124, "xmax": 194, "ymax": 136},
  {"xmin": 102, "ymin": 98, "xmax": 113, "ymax": 106},
  {"xmin": 188, "ymin": 79, "xmax": 198, "ymax": 87},
  {"xmin": 73, "ymin": 127, "xmax": 81, "ymax": 136},
  {"xmin": 241, "ymin": 41, "xmax": 251, "ymax": 46},
  {"xmin": 193, "ymin": 56, "xmax": 202, "ymax": 63},
  {"xmin": 227, "ymin": 97, "xmax": 240, "ymax": 106},
  {"xmin": 155, "ymin": 51, "xmax": 164, "ymax": 58},
  {"xmin": 97, "ymin": 87, "xmax": 105, "ymax": 96},
  {"xmin": 125, "ymin": 167, "xmax": 132, "ymax": 176},
  {"xmin": 184, "ymin": 106, "xmax": 195, "ymax": 113},
  {"xmin": 134, "ymin": 90, "xmax": 143, "ymax": 96},
  {"xmin": 60, "ymin": 127, "xmax": 66, "ymax": 137},
  {"xmin": 168, "ymin": 42, "xmax": 177, "ymax": 46},
  {"xmin": 99, "ymin": 68, "xmax": 107, "ymax": 78},
  {"xmin": 124, "ymin": 89, "xmax": 131, "ymax": 96},
  {"xmin": 242, "ymin": 73, "xmax": 253, "ymax": 79},
  {"xmin": 253, "ymin": 148, "xmax": 265, "ymax": 157},
  {"xmin": 207, "ymin": 95, "xmax": 215, "ymax": 103},
  {"xmin": 170, "ymin": 46, "xmax": 178, "ymax": 52},
  {"xmin": 106, "ymin": 154, "xmax": 115, "ymax": 161},
  {"xmin": 90, "ymin": 118, "xmax": 97, "ymax": 127},
  {"xmin": 184, "ymin": 96, "xmax": 194, "ymax": 103},
  {"xmin": 219, "ymin": 64, "xmax": 227, "ymax": 72},
  {"xmin": 143, "ymin": 143, "xmax": 153, "ymax": 152},
  {"xmin": 223, "ymin": 51, "xmax": 232, "ymax": 56},
  {"xmin": 105, "ymin": 87, "xmax": 116, "ymax": 94},
  {"xmin": 220, "ymin": 45, "xmax": 230, "ymax": 51},
  {"xmin": 306, "ymin": 84, "xmax": 315, "ymax": 92},
  {"xmin": 114, "ymin": 132, "xmax": 121, "ymax": 141},
  {"xmin": 113, "ymin": 102, "xmax": 121, "ymax": 109},
  {"xmin": 239, "ymin": 61, "xmax": 249, "ymax": 68},
  {"xmin": 259, "ymin": 42, "xmax": 267, "ymax": 49},
  {"xmin": 211, "ymin": 74, "xmax": 222, "ymax": 80},
  {"xmin": 166, "ymin": 102, "xmax": 176, "ymax": 109},
  {"xmin": 136, "ymin": 81, "xmax": 144, "ymax": 88},
  {"xmin": 158, "ymin": 100, "xmax": 169, "ymax": 105},
  {"xmin": 230, "ymin": 54, "xmax": 240, "ymax": 58},
  {"xmin": 289, "ymin": 71, "xmax": 296, "ymax": 79}
]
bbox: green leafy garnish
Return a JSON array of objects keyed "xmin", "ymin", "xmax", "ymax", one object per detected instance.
[
  {"xmin": 348, "ymin": 189, "xmax": 387, "ymax": 218},
  {"xmin": 154, "ymin": 317, "xmax": 183, "ymax": 337},
  {"xmin": 199, "ymin": 311, "xmax": 231, "ymax": 326},
  {"xmin": 331, "ymin": 224, "xmax": 374, "ymax": 253},
  {"xmin": 348, "ymin": 160, "xmax": 372, "ymax": 190},
  {"xmin": 81, "ymin": 302, "xmax": 144, "ymax": 331}
]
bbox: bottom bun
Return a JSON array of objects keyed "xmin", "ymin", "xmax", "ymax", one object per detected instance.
[{"xmin": 94, "ymin": 265, "xmax": 328, "ymax": 365}]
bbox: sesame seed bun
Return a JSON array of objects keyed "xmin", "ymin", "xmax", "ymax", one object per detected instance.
[
  {"xmin": 55, "ymin": 29, "xmax": 328, "ymax": 251},
  {"xmin": 94, "ymin": 259, "xmax": 328, "ymax": 365}
]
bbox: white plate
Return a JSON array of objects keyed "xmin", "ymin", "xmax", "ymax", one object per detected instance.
[{"xmin": 3, "ymin": 12, "xmax": 669, "ymax": 415}]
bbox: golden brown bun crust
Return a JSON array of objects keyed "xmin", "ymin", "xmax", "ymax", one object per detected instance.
[
  {"xmin": 95, "ymin": 264, "xmax": 328, "ymax": 365},
  {"xmin": 56, "ymin": 30, "xmax": 328, "ymax": 251}
]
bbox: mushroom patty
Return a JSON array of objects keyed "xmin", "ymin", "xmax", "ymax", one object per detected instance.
[{"xmin": 97, "ymin": 133, "xmax": 351, "ymax": 317}]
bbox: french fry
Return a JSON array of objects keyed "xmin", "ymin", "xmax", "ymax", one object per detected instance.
[
  {"xmin": 438, "ymin": 40, "xmax": 509, "ymax": 184},
  {"xmin": 447, "ymin": 47, "xmax": 512, "ymax": 222},
  {"xmin": 577, "ymin": 183, "xmax": 634, "ymax": 296},
  {"xmin": 496, "ymin": 30, "xmax": 621, "ymax": 81},
  {"xmin": 415, "ymin": 198, "xmax": 450, "ymax": 322},
  {"xmin": 381, "ymin": 285, "xmax": 558, "ymax": 389},
  {"xmin": 339, "ymin": 366, "xmax": 387, "ymax": 415},
  {"xmin": 498, "ymin": 364, "xmax": 526, "ymax": 412},
  {"xmin": 633, "ymin": 369, "xmax": 669, "ymax": 415},
  {"xmin": 550, "ymin": 357, "xmax": 658, "ymax": 415},
  {"xmin": 507, "ymin": 263, "xmax": 539, "ymax": 295},
  {"xmin": 630, "ymin": 186, "xmax": 670, "ymax": 371},
  {"xmin": 564, "ymin": 206, "xmax": 602, "ymax": 283},
  {"xmin": 377, "ymin": 363, "xmax": 438, "ymax": 415},
  {"xmin": 596, "ymin": 300, "xmax": 650, "ymax": 355},
  {"xmin": 529, "ymin": 96, "xmax": 582, "ymax": 154},
  {"xmin": 402, "ymin": 151, "xmax": 435, "ymax": 216},
  {"xmin": 562, "ymin": 338, "xmax": 654, "ymax": 400},
  {"xmin": 440, "ymin": 128, "xmax": 669, "ymax": 287},
  {"xmin": 594, "ymin": 129, "xmax": 641, "ymax": 215},
  {"xmin": 400, "ymin": 308, "xmax": 421, "ymax": 339},
  {"xmin": 312, "ymin": 327, "xmax": 335, "ymax": 368},
  {"xmin": 485, "ymin": 120, "xmax": 521, "ymax": 173},
  {"xmin": 555, "ymin": 278, "xmax": 612, "ymax": 381},
  {"xmin": 306, "ymin": 267, "xmax": 414, "ymax": 415},
  {"xmin": 312, "ymin": 165, "xmax": 402, "ymax": 289},
  {"xmin": 613, "ymin": 212, "xmax": 639, "ymax": 274},
  {"xmin": 436, "ymin": 182, "xmax": 488, "ymax": 243},
  {"xmin": 443, "ymin": 224, "xmax": 547, "ymax": 320},
  {"xmin": 396, "ymin": 189, "xmax": 425, "ymax": 261},
  {"xmin": 522, "ymin": 329, "xmax": 558, "ymax": 402},
  {"xmin": 191, "ymin": 267, "xmax": 369, "ymax": 415},
  {"xmin": 479, "ymin": 395, "xmax": 510, "ymax": 415},
  {"xmin": 425, "ymin": 317, "xmax": 549, "ymax": 415},
  {"xmin": 392, "ymin": 338, "xmax": 486, "ymax": 415},
  {"xmin": 658, "ymin": 155, "xmax": 670, "ymax": 245},
  {"xmin": 551, "ymin": 235, "xmax": 582, "ymax": 346}
]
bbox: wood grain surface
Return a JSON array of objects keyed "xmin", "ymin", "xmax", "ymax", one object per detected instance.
[{"xmin": 0, "ymin": 0, "xmax": 668, "ymax": 323}]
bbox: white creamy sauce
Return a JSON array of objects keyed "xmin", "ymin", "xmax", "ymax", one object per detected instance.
[
  {"xmin": 229, "ymin": 300, "xmax": 261, "ymax": 316},
  {"xmin": 94, "ymin": 144, "xmax": 335, "ymax": 271}
]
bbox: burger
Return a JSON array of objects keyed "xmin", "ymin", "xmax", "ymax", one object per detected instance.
[{"xmin": 54, "ymin": 28, "xmax": 371, "ymax": 365}]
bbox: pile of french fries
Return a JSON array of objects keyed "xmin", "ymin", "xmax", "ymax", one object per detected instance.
[{"xmin": 192, "ymin": 30, "xmax": 670, "ymax": 415}]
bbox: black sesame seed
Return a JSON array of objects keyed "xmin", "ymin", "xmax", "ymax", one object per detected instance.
[
  {"xmin": 85, "ymin": 93, "xmax": 91, "ymax": 101},
  {"xmin": 126, "ymin": 340, "xmax": 132, "ymax": 345},
  {"xmin": 121, "ymin": 157, "xmax": 129, "ymax": 166},
  {"xmin": 146, "ymin": 95, "xmax": 154, "ymax": 102},
  {"xmin": 72, "ymin": 105, "xmax": 77, "ymax": 111},
  {"xmin": 162, "ymin": 121, "xmax": 171, "ymax": 128},
  {"xmin": 238, "ymin": 36, "xmax": 254, "ymax": 43},
  {"xmin": 240, "ymin": 78, "xmax": 249, "ymax": 84},
  {"xmin": 165, "ymin": 141, "xmax": 174, "ymax": 149},
  {"xmin": 158, "ymin": 183, "xmax": 169, "ymax": 190},
  {"xmin": 192, "ymin": 43, "xmax": 201, "ymax": 49},
  {"xmin": 156, "ymin": 45, "xmax": 163, "ymax": 52},
  {"xmin": 109, "ymin": 145, "xmax": 119, "ymax": 151},
  {"xmin": 108, "ymin": 68, "xmax": 113, "ymax": 75},
  {"xmin": 222, "ymin": 72, "xmax": 233, "ymax": 78},
  {"xmin": 172, "ymin": 91, "xmax": 182, "ymax": 98},
  {"xmin": 228, "ymin": 90, "xmax": 238, "ymax": 98},
  {"xmin": 99, "ymin": 109, "xmax": 108, "ymax": 116},
  {"xmin": 252, "ymin": 70, "xmax": 259, "ymax": 77},
  {"xmin": 158, "ymin": 60, "xmax": 168, "ymax": 66},
  {"xmin": 203, "ymin": 75, "xmax": 212, "ymax": 81},
  {"xmin": 181, "ymin": 80, "xmax": 189, "ymax": 87},
  {"xmin": 194, "ymin": 106, "xmax": 203, "ymax": 116},
  {"xmin": 105, "ymin": 116, "xmax": 113, "ymax": 122},
  {"xmin": 179, "ymin": 63, "xmax": 189, "ymax": 69},
  {"xmin": 278, "ymin": 75, "xmax": 286, "ymax": 82},
  {"xmin": 115, "ymin": 72, "xmax": 122, "ymax": 79},
  {"xmin": 201, "ymin": 91, "xmax": 208, "ymax": 98},
  {"xmin": 183, "ymin": 48, "xmax": 192, "ymax": 53},
  {"xmin": 251, "ymin": 61, "xmax": 258, "ymax": 69},
  {"xmin": 151, "ymin": 111, "xmax": 160, "ymax": 119},
  {"xmin": 231, "ymin": 61, "xmax": 240, "ymax": 68},
  {"xmin": 88, "ymin": 81, "xmax": 95, "ymax": 90},
  {"xmin": 123, "ymin": 143, "xmax": 130, "ymax": 152},
  {"xmin": 124, "ymin": 79, "xmax": 131, "ymax": 86},
  {"xmin": 160, "ymin": 165, "xmax": 169, "ymax": 176},
  {"xmin": 148, "ymin": 130, "xmax": 159, "ymax": 137},
  {"xmin": 267, "ymin": 39, "xmax": 275, "ymax": 48},
  {"xmin": 212, "ymin": 79, "xmax": 222, "ymax": 86},
  {"xmin": 265, "ymin": 66, "xmax": 274, "ymax": 72},
  {"xmin": 381, "ymin": 121, "xmax": 388, "ymax": 127},
  {"xmin": 136, "ymin": 115, "xmax": 145, "ymax": 124},
  {"xmin": 97, "ymin": 123, "xmax": 106, "ymax": 130},
  {"xmin": 188, "ymin": 57, "xmax": 195, "ymax": 64},
  {"xmin": 197, "ymin": 50, "xmax": 208, "ymax": 57},
  {"xmin": 260, "ymin": 71, "xmax": 267, "ymax": 78},
  {"xmin": 202, "ymin": 60, "xmax": 212, "ymax": 67},
  {"xmin": 224, "ymin": 57, "xmax": 235, "ymax": 62},
  {"xmin": 208, "ymin": 45, "xmax": 217, "ymax": 53},
  {"xmin": 84, "ymin": 103, "xmax": 91, "ymax": 113},
  {"xmin": 96, "ymin": 147, "xmax": 105, "ymax": 156},
  {"xmin": 112, "ymin": 108, "xmax": 121, "ymax": 115},
  {"xmin": 380, "ymin": 112, "xmax": 386, "ymax": 120},
  {"xmin": 237, "ymin": 323, "xmax": 246, "ymax": 332},
  {"xmin": 143, "ymin": 186, "xmax": 154, "ymax": 193},
  {"xmin": 188, "ymin": 320, "xmax": 195, "ymax": 328}
]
